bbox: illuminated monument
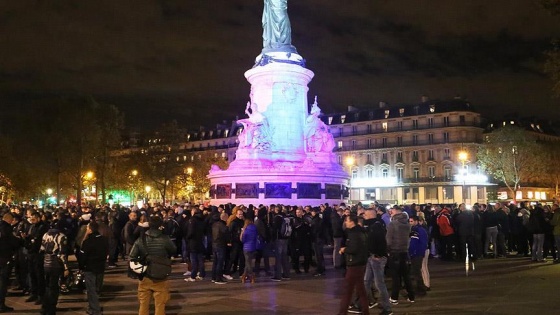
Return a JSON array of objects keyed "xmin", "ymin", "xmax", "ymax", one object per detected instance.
[{"xmin": 208, "ymin": 0, "xmax": 349, "ymax": 206}]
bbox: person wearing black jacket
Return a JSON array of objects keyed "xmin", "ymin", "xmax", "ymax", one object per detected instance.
[
  {"xmin": 225, "ymin": 209, "xmax": 245, "ymax": 278},
  {"xmin": 40, "ymin": 220, "xmax": 70, "ymax": 315},
  {"xmin": 290, "ymin": 208, "xmax": 312, "ymax": 274},
  {"xmin": 331, "ymin": 207, "xmax": 344, "ymax": 269},
  {"xmin": 254, "ymin": 206, "xmax": 271, "ymax": 276},
  {"xmin": 79, "ymin": 221, "xmax": 109, "ymax": 315},
  {"xmin": 0, "ymin": 212, "xmax": 21, "ymax": 313},
  {"xmin": 25, "ymin": 212, "xmax": 49, "ymax": 304},
  {"xmin": 310, "ymin": 208, "xmax": 326, "ymax": 276},
  {"xmin": 123, "ymin": 211, "xmax": 138, "ymax": 256},
  {"xmin": 337, "ymin": 214, "xmax": 369, "ymax": 315},
  {"xmin": 211, "ymin": 212, "xmax": 230, "ymax": 284},
  {"xmin": 185, "ymin": 209, "xmax": 206, "ymax": 281}
]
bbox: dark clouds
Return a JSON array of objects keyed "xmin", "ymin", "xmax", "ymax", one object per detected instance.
[{"xmin": 1, "ymin": 0, "xmax": 560, "ymax": 127}]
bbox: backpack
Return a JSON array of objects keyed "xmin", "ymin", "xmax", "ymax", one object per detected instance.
[
  {"xmin": 277, "ymin": 215, "xmax": 293, "ymax": 238},
  {"xmin": 141, "ymin": 234, "xmax": 172, "ymax": 281}
]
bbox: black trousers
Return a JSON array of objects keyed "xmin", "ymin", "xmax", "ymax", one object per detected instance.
[
  {"xmin": 389, "ymin": 252, "xmax": 414, "ymax": 301},
  {"xmin": 0, "ymin": 262, "xmax": 12, "ymax": 307},
  {"xmin": 28, "ymin": 253, "xmax": 45, "ymax": 298},
  {"xmin": 42, "ymin": 268, "xmax": 62, "ymax": 315}
]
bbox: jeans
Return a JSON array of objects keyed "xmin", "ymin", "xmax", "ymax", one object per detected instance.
[
  {"xmin": 0, "ymin": 262, "xmax": 11, "ymax": 307},
  {"xmin": 274, "ymin": 239, "xmax": 290, "ymax": 278},
  {"xmin": 42, "ymin": 268, "xmax": 62, "ymax": 315},
  {"xmin": 84, "ymin": 271, "xmax": 102, "ymax": 315},
  {"xmin": 313, "ymin": 239, "xmax": 325, "ymax": 273},
  {"xmin": 485, "ymin": 226, "xmax": 498, "ymax": 256},
  {"xmin": 338, "ymin": 265, "xmax": 369, "ymax": 315},
  {"xmin": 189, "ymin": 252, "xmax": 205, "ymax": 279},
  {"xmin": 333, "ymin": 237, "xmax": 343, "ymax": 268},
  {"xmin": 364, "ymin": 256, "xmax": 391, "ymax": 312},
  {"xmin": 532, "ymin": 234, "xmax": 545, "ymax": 261},
  {"xmin": 255, "ymin": 242, "xmax": 271, "ymax": 273},
  {"xmin": 211, "ymin": 247, "xmax": 226, "ymax": 281},
  {"xmin": 243, "ymin": 251, "xmax": 256, "ymax": 277},
  {"xmin": 389, "ymin": 252, "xmax": 414, "ymax": 301},
  {"xmin": 138, "ymin": 277, "xmax": 169, "ymax": 315}
]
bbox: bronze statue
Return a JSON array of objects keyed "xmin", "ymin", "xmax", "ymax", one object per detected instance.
[{"xmin": 262, "ymin": 0, "xmax": 296, "ymax": 53}]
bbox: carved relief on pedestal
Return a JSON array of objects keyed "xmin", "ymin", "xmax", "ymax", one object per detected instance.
[
  {"xmin": 237, "ymin": 101, "xmax": 273, "ymax": 152},
  {"xmin": 304, "ymin": 96, "xmax": 336, "ymax": 153}
]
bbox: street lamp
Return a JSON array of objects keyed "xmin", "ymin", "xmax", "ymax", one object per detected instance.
[
  {"xmin": 458, "ymin": 151, "xmax": 468, "ymax": 204},
  {"xmin": 144, "ymin": 185, "xmax": 151, "ymax": 205},
  {"xmin": 346, "ymin": 156, "xmax": 355, "ymax": 203}
]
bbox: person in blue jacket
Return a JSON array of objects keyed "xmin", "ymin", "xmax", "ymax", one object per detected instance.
[
  {"xmin": 409, "ymin": 215, "xmax": 428, "ymax": 296},
  {"xmin": 241, "ymin": 218, "xmax": 258, "ymax": 283}
]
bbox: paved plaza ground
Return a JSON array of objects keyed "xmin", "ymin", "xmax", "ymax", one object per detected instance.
[{"xmin": 5, "ymin": 254, "xmax": 560, "ymax": 315}]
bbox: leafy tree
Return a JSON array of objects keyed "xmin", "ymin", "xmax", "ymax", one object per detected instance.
[
  {"xmin": 174, "ymin": 155, "xmax": 229, "ymax": 203},
  {"xmin": 477, "ymin": 126, "xmax": 544, "ymax": 200},
  {"xmin": 541, "ymin": 141, "xmax": 560, "ymax": 197},
  {"xmin": 540, "ymin": 0, "xmax": 560, "ymax": 96}
]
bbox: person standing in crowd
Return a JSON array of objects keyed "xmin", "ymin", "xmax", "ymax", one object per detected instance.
[
  {"xmin": 79, "ymin": 221, "xmax": 109, "ymax": 315},
  {"xmin": 240, "ymin": 217, "xmax": 258, "ymax": 283},
  {"xmin": 254, "ymin": 206, "xmax": 271, "ymax": 276},
  {"xmin": 483, "ymin": 204, "xmax": 499, "ymax": 258},
  {"xmin": 409, "ymin": 215, "xmax": 428, "ymax": 297},
  {"xmin": 0, "ymin": 213, "xmax": 21, "ymax": 313},
  {"xmin": 130, "ymin": 215, "xmax": 176, "ymax": 315},
  {"xmin": 185, "ymin": 208, "xmax": 206, "ymax": 281},
  {"xmin": 272, "ymin": 205, "xmax": 292, "ymax": 281},
  {"xmin": 24, "ymin": 211, "xmax": 49, "ymax": 305},
  {"xmin": 337, "ymin": 214, "xmax": 369, "ymax": 315},
  {"xmin": 331, "ymin": 206, "xmax": 344, "ymax": 269},
  {"xmin": 387, "ymin": 206, "xmax": 414, "ymax": 304},
  {"xmin": 436, "ymin": 206, "xmax": 455, "ymax": 260},
  {"xmin": 211, "ymin": 212, "xmax": 230, "ymax": 284},
  {"xmin": 226, "ymin": 208, "xmax": 245, "ymax": 279},
  {"xmin": 528, "ymin": 205, "xmax": 547, "ymax": 262},
  {"xmin": 310, "ymin": 207, "xmax": 326, "ymax": 276},
  {"xmin": 41, "ymin": 220, "xmax": 70, "ymax": 315},
  {"xmin": 456, "ymin": 203, "xmax": 476, "ymax": 261},
  {"xmin": 12, "ymin": 214, "xmax": 30, "ymax": 294},
  {"xmin": 123, "ymin": 211, "xmax": 138, "ymax": 256},
  {"xmin": 291, "ymin": 207, "xmax": 312, "ymax": 274},
  {"xmin": 550, "ymin": 204, "xmax": 560, "ymax": 263}
]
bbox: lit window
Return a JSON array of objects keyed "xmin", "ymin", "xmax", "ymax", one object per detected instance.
[
  {"xmin": 528, "ymin": 191, "xmax": 534, "ymax": 199},
  {"xmin": 382, "ymin": 168, "xmax": 389, "ymax": 178},
  {"xmin": 542, "ymin": 192, "xmax": 547, "ymax": 200},
  {"xmin": 428, "ymin": 166, "xmax": 435, "ymax": 178},
  {"xmin": 510, "ymin": 121, "xmax": 514, "ymax": 125},
  {"xmin": 221, "ymin": 152, "xmax": 226, "ymax": 158},
  {"xmin": 328, "ymin": 116, "xmax": 333, "ymax": 125},
  {"xmin": 352, "ymin": 169, "xmax": 358, "ymax": 179},
  {"xmin": 337, "ymin": 141, "xmax": 343, "ymax": 148},
  {"xmin": 413, "ymin": 167, "xmax": 420, "ymax": 179},
  {"xmin": 384, "ymin": 110, "xmax": 390, "ymax": 119},
  {"xmin": 382, "ymin": 122, "xmax": 388, "ymax": 132},
  {"xmin": 429, "ymin": 105, "xmax": 435, "ymax": 113},
  {"xmin": 399, "ymin": 108, "xmax": 404, "ymax": 116},
  {"xmin": 367, "ymin": 168, "xmax": 373, "ymax": 178},
  {"xmin": 224, "ymin": 130, "xmax": 229, "ymax": 137},
  {"xmin": 516, "ymin": 191, "xmax": 522, "ymax": 200},
  {"xmin": 341, "ymin": 115, "xmax": 346, "ymax": 124}
]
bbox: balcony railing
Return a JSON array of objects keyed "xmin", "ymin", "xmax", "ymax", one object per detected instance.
[
  {"xmin": 332, "ymin": 121, "xmax": 480, "ymax": 138},
  {"xmin": 335, "ymin": 138, "xmax": 477, "ymax": 152}
]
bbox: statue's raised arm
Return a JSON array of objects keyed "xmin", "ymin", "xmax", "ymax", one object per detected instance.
[{"xmin": 262, "ymin": 0, "xmax": 296, "ymax": 53}]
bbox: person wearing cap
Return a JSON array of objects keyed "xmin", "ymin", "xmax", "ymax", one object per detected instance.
[{"xmin": 130, "ymin": 215, "xmax": 176, "ymax": 315}]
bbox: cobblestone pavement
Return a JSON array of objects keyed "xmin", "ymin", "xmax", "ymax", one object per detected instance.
[{"xmin": 5, "ymin": 255, "xmax": 560, "ymax": 314}]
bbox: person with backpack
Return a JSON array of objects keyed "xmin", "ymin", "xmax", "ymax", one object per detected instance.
[
  {"xmin": 271, "ymin": 205, "xmax": 292, "ymax": 282},
  {"xmin": 129, "ymin": 215, "xmax": 176, "ymax": 315}
]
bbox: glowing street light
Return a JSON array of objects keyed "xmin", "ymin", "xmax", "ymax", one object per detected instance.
[
  {"xmin": 46, "ymin": 188, "xmax": 53, "ymax": 195},
  {"xmin": 131, "ymin": 169, "xmax": 138, "ymax": 176},
  {"xmin": 187, "ymin": 167, "xmax": 193, "ymax": 175},
  {"xmin": 85, "ymin": 171, "xmax": 94, "ymax": 179},
  {"xmin": 145, "ymin": 186, "xmax": 151, "ymax": 194}
]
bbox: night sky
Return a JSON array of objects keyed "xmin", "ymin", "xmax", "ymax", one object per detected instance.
[{"xmin": 1, "ymin": 0, "xmax": 560, "ymax": 129}]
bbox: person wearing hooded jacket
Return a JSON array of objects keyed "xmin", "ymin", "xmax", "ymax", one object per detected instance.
[
  {"xmin": 386, "ymin": 206, "xmax": 414, "ymax": 304},
  {"xmin": 129, "ymin": 215, "xmax": 176, "ymax": 315}
]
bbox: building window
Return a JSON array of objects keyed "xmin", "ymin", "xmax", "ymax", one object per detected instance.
[
  {"xmin": 443, "ymin": 116, "xmax": 449, "ymax": 127},
  {"xmin": 382, "ymin": 138, "xmax": 387, "ymax": 148},
  {"xmin": 367, "ymin": 124, "xmax": 372, "ymax": 133},
  {"xmin": 443, "ymin": 132, "xmax": 449, "ymax": 143},
  {"xmin": 428, "ymin": 133, "xmax": 434, "ymax": 144},
  {"xmin": 397, "ymin": 167, "xmax": 404, "ymax": 182},
  {"xmin": 426, "ymin": 187, "xmax": 438, "ymax": 199},
  {"xmin": 399, "ymin": 108, "xmax": 405, "ymax": 116},
  {"xmin": 412, "ymin": 135, "xmax": 418, "ymax": 145},
  {"xmin": 341, "ymin": 115, "xmax": 346, "ymax": 124},
  {"xmin": 328, "ymin": 116, "xmax": 333, "ymax": 125},
  {"xmin": 397, "ymin": 121, "xmax": 403, "ymax": 130},
  {"xmin": 352, "ymin": 125, "xmax": 358, "ymax": 135},
  {"xmin": 367, "ymin": 168, "xmax": 374, "ymax": 178},
  {"xmin": 384, "ymin": 110, "xmax": 390, "ymax": 119},
  {"xmin": 428, "ymin": 117, "xmax": 434, "ymax": 128},
  {"xmin": 338, "ymin": 141, "xmax": 343, "ymax": 149},
  {"xmin": 338, "ymin": 155, "xmax": 342, "ymax": 165},
  {"xmin": 382, "ymin": 152, "xmax": 388, "ymax": 163},
  {"xmin": 405, "ymin": 187, "xmax": 419, "ymax": 200},
  {"xmin": 412, "ymin": 151, "xmax": 419, "ymax": 162},
  {"xmin": 429, "ymin": 105, "xmax": 435, "ymax": 113},
  {"xmin": 413, "ymin": 167, "xmax": 420, "ymax": 179},
  {"xmin": 369, "ymin": 112, "xmax": 374, "ymax": 120},
  {"xmin": 397, "ymin": 136, "xmax": 403, "ymax": 146},
  {"xmin": 428, "ymin": 165, "xmax": 435, "ymax": 178},
  {"xmin": 367, "ymin": 138, "xmax": 373, "ymax": 149},
  {"xmin": 352, "ymin": 168, "xmax": 358, "ymax": 179},
  {"xmin": 428, "ymin": 149, "xmax": 434, "ymax": 160},
  {"xmin": 444, "ymin": 148, "xmax": 450, "ymax": 159},
  {"xmin": 221, "ymin": 152, "xmax": 227, "ymax": 159},
  {"xmin": 444, "ymin": 165, "xmax": 452, "ymax": 180},
  {"xmin": 366, "ymin": 153, "xmax": 372, "ymax": 164},
  {"xmin": 382, "ymin": 122, "xmax": 388, "ymax": 132},
  {"xmin": 443, "ymin": 186, "xmax": 454, "ymax": 200},
  {"xmin": 459, "ymin": 115, "xmax": 465, "ymax": 125},
  {"xmin": 382, "ymin": 168, "xmax": 389, "ymax": 178},
  {"xmin": 397, "ymin": 151, "xmax": 403, "ymax": 162},
  {"xmin": 352, "ymin": 140, "xmax": 356, "ymax": 149},
  {"xmin": 413, "ymin": 119, "xmax": 418, "ymax": 129}
]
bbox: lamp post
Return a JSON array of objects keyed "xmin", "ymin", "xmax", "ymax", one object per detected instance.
[
  {"xmin": 144, "ymin": 185, "xmax": 151, "ymax": 205},
  {"xmin": 130, "ymin": 170, "xmax": 138, "ymax": 206},
  {"xmin": 346, "ymin": 156, "xmax": 355, "ymax": 204},
  {"xmin": 458, "ymin": 151, "xmax": 468, "ymax": 204}
]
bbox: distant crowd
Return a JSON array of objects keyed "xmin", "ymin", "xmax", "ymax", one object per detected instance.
[{"xmin": 0, "ymin": 200, "xmax": 559, "ymax": 315}]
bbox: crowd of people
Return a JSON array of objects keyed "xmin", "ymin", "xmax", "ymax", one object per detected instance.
[{"xmin": 0, "ymin": 200, "xmax": 559, "ymax": 315}]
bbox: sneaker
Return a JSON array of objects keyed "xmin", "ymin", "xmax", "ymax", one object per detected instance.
[
  {"xmin": 195, "ymin": 276, "xmax": 204, "ymax": 281},
  {"xmin": 214, "ymin": 280, "xmax": 227, "ymax": 285},
  {"xmin": 211, "ymin": 280, "xmax": 216, "ymax": 283},
  {"xmin": 223, "ymin": 274, "xmax": 233, "ymax": 280},
  {"xmin": 389, "ymin": 298, "xmax": 398, "ymax": 305},
  {"xmin": 183, "ymin": 271, "xmax": 192, "ymax": 276},
  {"xmin": 271, "ymin": 277, "xmax": 282, "ymax": 282},
  {"xmin": 407, "ymin": 298, "xmax": 415, "ymax": 303},
  {"xmin": 348, "ymin": 306, "xmax": 362, "ymax": 314},
  {"xmin": 379, "ymin": 310, "xmax": 393, "ymax": 315},
  {"xmin": 369, "ymin": 302, "xmax": 379, "ymax": 309},
  {"xmin": 184, "ymin": 278, "xmax": 196, "ymax": 282}
]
